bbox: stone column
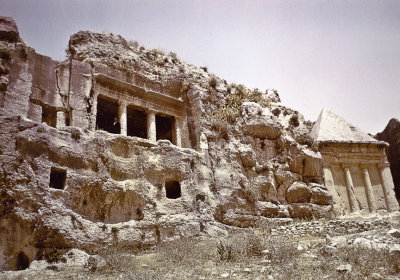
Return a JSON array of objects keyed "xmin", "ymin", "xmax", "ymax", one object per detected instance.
[
  {"xmin": 360, "ymin": 164, "xmax": 377, "ymax": 213},
  {"xmin": 174, "ymin": 117, "xmax": 182, "ymax": 147},
  {"xmin": 323, "ymin": 164, "xmax": 341, "ymax": 215},
  {"xmin": 147, "ymin": 110, "xmax": 156, "ymax": 142},
  {"xmin": 342, "ymin": 164, "xmax": 360, "ymax": 213},
  {"xmin": 56, "ymin": 111, "xmax": 67, "ymax": 129},
  {"xmin": 118, "ymin": 101, "xmax": 127, "ymax": 136},
  {"xmin": 378, "ymin": 163, "xmax": 400, "ymax": 212}
]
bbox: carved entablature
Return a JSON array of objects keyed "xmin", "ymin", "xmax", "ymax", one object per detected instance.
[
  {"xmin": 319, "ymin": 142, "xmax": 388, "ymax": 166},
  {"xmin": 94, "ymin": 73, "xmax": 184, "ymax": 117}
]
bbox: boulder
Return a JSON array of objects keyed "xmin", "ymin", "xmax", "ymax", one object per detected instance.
[
  {"xmin": 310, "ymin": 185, "xmax": 333, "ymax": 205},
  {"xmin": 241, "ymin": 102, "xmax": 282, "ymax": 140},
  {"xmin": 62, "ymin": 249, "xmax": 90, "ymax": 267},
  {"xmin": 311, "ymin": 204, "xmax": 333, "ymax": 218},
  {"xmin": 288, "ymin": 203, "xmax": 312, "ymax": 218},
  {"xmin": 388, "ymin": 229, "xmax": 400, "ymax": 238},
  {"xmin": 286, "ymin": 182, "xmax": 311, "ymax": 203},
  {"xmin": 353, "ymin": 237, "xmax": 372, "ymax": 249},
  {"xmin": 336, "ymin": 264, "xmax": 352, "ymax": 273},
  {"xmin": 256, "ymin": 201, "xmax": 279, "ymax": 217}
]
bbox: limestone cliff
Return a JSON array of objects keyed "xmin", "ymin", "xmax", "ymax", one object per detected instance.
[
  {"xmin": 0, "ymin": 16, "xmax": 335, "ymax": 271},
  {"xmin": 376, "ymin": 119, "xmax": 400, "ymax": 200}
]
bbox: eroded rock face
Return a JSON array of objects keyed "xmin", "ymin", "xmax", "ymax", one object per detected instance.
[
  {"xmin": 375, "ymin": 118, "xmax": 400, "ymax": 200},
  {"xmin": 0, "ymin": 17, "xmax": 19, "ymax": 42},
  {"xmin": 0, "ymin": 16, "xmax": 327, "ymax": 271}
]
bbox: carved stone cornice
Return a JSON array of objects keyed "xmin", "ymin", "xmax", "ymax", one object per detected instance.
[
  {"xmin": 359, "ymin": 163, "xmax": 370, "ymax": 170},
  {"xmin": 377, "ymin": 162, "xmax": 390, "ymax": 169},
  {"xmin": 94, "ymin": 73, "xmax": 184, "ymax": 117},
  {"xmin": 341, "ymin": 163, "xmax": 351, "ymax": 169}
]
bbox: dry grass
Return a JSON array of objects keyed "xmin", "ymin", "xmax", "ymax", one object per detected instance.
[
  {"xmin": 4, "ymin": 224, "xmax": 399, "ymax": 280},
  {"xmin": 83, "ymin": 226, "xmax": 399, "ymax": 280},
  {"xmin": 207, "ymin": 84, "xmax": 271, "ymax": 124}
]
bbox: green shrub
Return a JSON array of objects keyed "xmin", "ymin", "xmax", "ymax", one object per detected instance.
[
  {"xmin": 209, "ymin": 76, "xmax": 218, "ymax": 89},
  {"xmin": 272, "ymin": 108, "xmax": 281, "ymax": 117},
  {"xmin": 44, "ymin": 248, "xmax": 69, "ymax": 263},
  {"xmin": 289, "ymin": 114, "xmax": 300, "ymax": 127}
]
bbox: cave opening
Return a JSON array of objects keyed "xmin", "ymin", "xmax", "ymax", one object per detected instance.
[
  {"xmin": 127, "ymin": 106, "xmax": 147, "ymax": 138},
  {"xmin": 96, "ymin": 96, "xmax": 119, "ymax": 134},
  {"xmin": 16, "ymin": 251, "xmax": 29, "ymax": 270},
  {"xmin": 165, "ymin": 180, "xmax": 181, "ymax": 199},
  {"xmin": 156, "ymin": 114, "xmax": 174, "ymax": 143},
  {"xmin": 49, "ymin": 167, "xmax": 66, "ymax": 190}
]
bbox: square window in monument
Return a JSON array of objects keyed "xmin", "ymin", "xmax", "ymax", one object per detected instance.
[
  {"xmin": 165, "ymin": 180, "xmax": 181, "ymax": 199},
  {"xmin": 156, "ymin": 114, "xmax": 174, "ymax": 143},
  {"xmin": 96, "ymin": 96, "xmax": 120, "ymax": 134},
  {"xmin": 127, "ymin": 106, "xmax": 147, "ymax": 138},
  {"xmin": 42, "ymin": 106, "xmax": 57, "ymax": 128},
  {"xmin": 49, "ymin": 167, "xmax": 66, "ymax": 190}
]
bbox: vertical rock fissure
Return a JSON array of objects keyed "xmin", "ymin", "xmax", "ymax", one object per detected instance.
[
  {"xmin": 55, "ymin": 67, "xmax": 67, "ymax": 110},
  {"xmin": 66, "ymin": 57, "xmax": 73, "ymax": 125},
  {"xmin": 86, "ymin": 70, "xmax": 96, "ymax": 128}
]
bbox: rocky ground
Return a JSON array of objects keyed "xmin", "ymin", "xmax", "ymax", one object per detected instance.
[{"xmin": 1, "ymin": 213, "xmax": 399, "ymax": 280}]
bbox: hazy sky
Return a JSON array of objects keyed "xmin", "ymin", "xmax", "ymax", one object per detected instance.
[{"xmin": 1, "ymin": 0, "xmax": 399, "ymax": 134}]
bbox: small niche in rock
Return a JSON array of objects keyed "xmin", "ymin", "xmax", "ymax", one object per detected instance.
[
  {"xmin": 16, "ymin": 251, "xmax": 29, "ymax": 270},
  {"xmin": 165, "ymin": 180, "xmax": 181, "ymax": 199},
  {"xmin": 42, "ymin": 106, "xmax": 57, "ymax": 128},
  {"xmin": 49, "ymin": 167, "xmax": 66, "ymax": 189}
]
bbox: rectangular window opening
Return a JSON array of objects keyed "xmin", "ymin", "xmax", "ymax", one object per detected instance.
[
  {"xmin": 127, "ymin": 106, "xmax": 147, "ymax": 138},
  {"xmin": 96, "ymin": 96, "xmax": 120, "ymax": 134},
  {"xmin": 165, "ymin": 180, "xmax": 181, "ymax": 199},
  {"xmin": 49, "ymin": 167, "xmax": 66, "ymax": 190},
  {"xmin": 156, "ymin": 114, "xmax": 174, "ymax": 144},
  {"xmin": 42, "ymin": 106, "xmax": 57, "ymax": 128}
]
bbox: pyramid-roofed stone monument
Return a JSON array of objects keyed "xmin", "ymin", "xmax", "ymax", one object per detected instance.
[
  {"xmin": 311, "ymin": 108, "xmax": 399, "ymax": 215},
  {"xmin": 311, "ymin": 107, "xmax": 378, "ymax": 143}
]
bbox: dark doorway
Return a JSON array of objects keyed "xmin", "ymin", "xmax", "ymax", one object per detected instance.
[
  {"xmin": 156, "ymin": 114, "xmax": 174, "ymax": 143},
  {"xmin": 16, "ymin": 251, "xmax": 29, "ymax": 270},
  {"xmin": 165, "ymin": 180, "xmax": 181, "ymax": 199},
  {"xmin": 49, "ymin": 167, "xmax": 66, "ymax": 189},
  {"xmin": 127, "ymin": 106, "xmax": 147, "ymax": 138},
  {"xmin": 96, "ymin": 96, "xmax": 119, "ymax": 134},
  {"xmin": 42, "ymin": 106, "xmax": 57, "ymax": 128}
]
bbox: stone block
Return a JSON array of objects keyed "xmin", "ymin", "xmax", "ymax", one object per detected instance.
[
  {"xmin": 310, "ymin": 185, "xmax": 333, "ymax": 205},
  {"xmin": 286, "ymin": 182, "xmax": 311, "ymax": 203},
  {"xmin": 288, "ymin": 203, "xmax": 312, "ymax": 218}
]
